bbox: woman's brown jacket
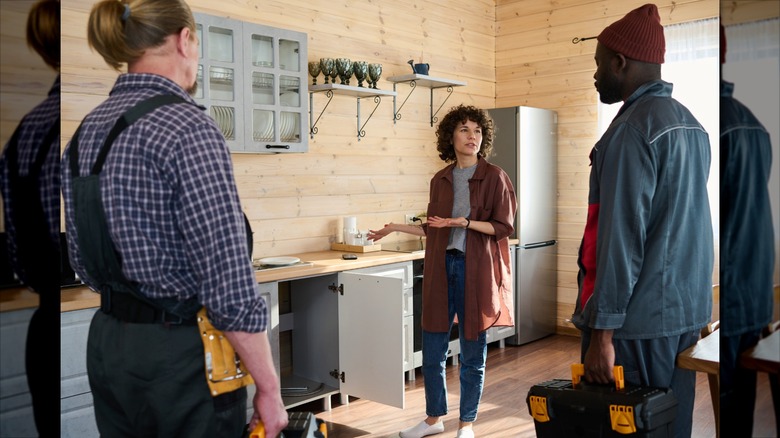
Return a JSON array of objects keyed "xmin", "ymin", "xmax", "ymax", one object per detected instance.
[{"xmin": 421, "ymin": 156, "xmax": 517, "ymax": 340}]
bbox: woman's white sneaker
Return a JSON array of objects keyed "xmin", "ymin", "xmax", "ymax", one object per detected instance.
[{"xmin": 399, "ymin": 420, "xmax": 445, "ymax": 438}]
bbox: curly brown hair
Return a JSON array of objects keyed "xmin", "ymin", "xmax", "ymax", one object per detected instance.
[{"xmin": 435, "ymin": 104, "xmax": 494, "ymax": 163}]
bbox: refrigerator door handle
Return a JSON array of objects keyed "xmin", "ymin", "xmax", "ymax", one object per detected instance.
[{"xmin": 519, "ymin": 240, "xmax": 557, "ymax": 249}]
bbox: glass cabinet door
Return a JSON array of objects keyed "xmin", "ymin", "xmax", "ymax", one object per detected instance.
[
  {"xmin": 194, "ymin": 13, "xmax": 308, "ymax": 153},
  {"xmin": 244, "ymin": 24, "xmax": 308, "ymax": 153},
  {"xmin": 193, "ymin": 14, "xmax": 244, "ymax": 151}
]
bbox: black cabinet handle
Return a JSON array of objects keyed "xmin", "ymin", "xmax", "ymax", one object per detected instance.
[
  {"xmin": 265, "ymin": 144, "xmax": 291, "ymax": 149},
  {"xmin": 520, "ymin": 240, "xmax": 557, "ymax": 249}
]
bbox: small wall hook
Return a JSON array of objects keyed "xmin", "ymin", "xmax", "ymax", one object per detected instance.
[{"xmin": 572, "ymin": 36, "xmax": 597, "ymax": 44}]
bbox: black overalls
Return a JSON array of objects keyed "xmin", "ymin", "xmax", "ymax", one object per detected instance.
[
  {"xmin": 68, "ymin": 95, "xmax": 201, "ymax": 322},
  {"xmin": 67, "ymin": 95, "xmax": 248, "ymax": 437}
]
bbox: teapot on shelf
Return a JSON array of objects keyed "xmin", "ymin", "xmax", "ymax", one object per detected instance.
[{"xmin": 408, "ymin": 59, "xmax": 429, "ymax": 75}]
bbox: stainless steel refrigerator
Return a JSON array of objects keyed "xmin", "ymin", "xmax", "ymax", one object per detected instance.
[{"xmin": 488, "ymin": 106, "xmax": 558, "ymax": 345}]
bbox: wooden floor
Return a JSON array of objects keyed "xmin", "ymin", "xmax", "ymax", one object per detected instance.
[{"xmin": 299, "ymin": 334, "xmax": 777, "ymax": 438}]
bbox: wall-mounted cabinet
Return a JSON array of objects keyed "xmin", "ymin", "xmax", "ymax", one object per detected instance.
[{"xmin": 194, "ymin": 13, "xmax": 308, "ymax": 153}]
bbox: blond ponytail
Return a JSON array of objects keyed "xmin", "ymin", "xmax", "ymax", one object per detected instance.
[{"xmin": 87, "ymin": 0, "xmax": 196, "ymax": 71}]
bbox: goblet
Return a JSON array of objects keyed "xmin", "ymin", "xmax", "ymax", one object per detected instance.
[
  {"xmin": 353, "ymin": 61, "xmax": 368, "ymax": 88},
  {"xmin": 368, "ymin": 63, "xmax": 383, "ymax": 89},
  {"xmin": 319, "ymin": 58, "xmax": 335, "ymax": 85},
  {"xmin": 335, "ymin": 58, "xmax": 353, "ymax": 85},
  {"xmin": 308, "ymin": 61, "xmax": 321, "ymax": 85}
]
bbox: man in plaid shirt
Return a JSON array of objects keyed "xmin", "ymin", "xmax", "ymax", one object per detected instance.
[{"xmin": 60, "ymin": 0, "xmax": 286, "ymax": 436}]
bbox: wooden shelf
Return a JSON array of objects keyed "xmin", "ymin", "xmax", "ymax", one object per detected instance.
[
  {"xmin": 386, "ymin": 74, "xmax": 466, "ymax": 89},
  {"xmin": 309, "ymin": 83, "xmax": 396, "ymax": 97},
  {"xmin": 308, "ymin": 83, "xmax": 397, "ymax": 140},
  {"xmin": 386, "ymin": 74, "xmax": 466, "ymax": 126}
]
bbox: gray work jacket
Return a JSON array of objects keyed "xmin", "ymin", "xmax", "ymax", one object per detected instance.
[{"xmin": 573, "ymin": 80, "xmax": 714, "ymax": 339}]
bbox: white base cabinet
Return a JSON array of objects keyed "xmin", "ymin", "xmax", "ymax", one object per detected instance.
[{"xmin": 283, "ymin": 262, "xmax": 410, "ymax": 410}]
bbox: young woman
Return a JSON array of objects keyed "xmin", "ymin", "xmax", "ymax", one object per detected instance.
[{"xmin": 369, "ymin": 105, "xmax": 517, "ymax": 438}]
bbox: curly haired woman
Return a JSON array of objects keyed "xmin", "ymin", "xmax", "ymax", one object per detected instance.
[{"xmin": 369, "ymin": 105, "xmax": 517, "ymax": 438}]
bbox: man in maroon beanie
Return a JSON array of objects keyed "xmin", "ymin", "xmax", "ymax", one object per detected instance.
[{"xmin": 571, "ymin": 4, "xmax": 714, "ymax": 438}]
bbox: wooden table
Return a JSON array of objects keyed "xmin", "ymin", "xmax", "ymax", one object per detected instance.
[
  {"xmin": 740, "ymin": 329, "xmax": 780, "ymax": 374},
  {"xmin": 677, "ymin": 328, "xmax": 720, "ymax": 437},
  {"xmin": 740, "ymin": 328, "xmax": 780, "ymax": 438},
  {"xmin": 678, "ymin": 328, "xmax": 719, "ymax": 374}
]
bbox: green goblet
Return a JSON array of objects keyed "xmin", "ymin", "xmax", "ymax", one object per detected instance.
[
  {"xmin": 336, "ymin": 58, "xmax": 353, "ymax": 85},
  {"xmin": 353, "ymin": 61, "xmax": 368, "ymax": 88},
  {"xmin": 368, "ymin": 63, "xmax": 383, "ymax": 89},
  {"xmin": 319, "ymin": 58, "xmax": 335, "ymax": 85},
  {"xmin": 308, "ymin": 61, "xmax": 321, "ymax": 85}
]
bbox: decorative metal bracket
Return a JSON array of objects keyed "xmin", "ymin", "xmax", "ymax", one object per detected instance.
[
  {"xmin": 357, "ymin": 95, "xmax": 383, "ymax": 141},
  {"xmin": 309, "ymin": 89, "xmax": 333, "ymax": 139},
  {"xmin": 392, "ymin": 80, "xmax": 417, "ymax": 123},
  {"xmin": 387, "ymin": 75, "xmax": 466, "ymax": 127},
  {"xmin": 430, "ymin": 86, "xmax": 455, "ymax": 127},
  {"xmin": 308, "ymin": 84, "xmax": 396, "ymax": 140}
]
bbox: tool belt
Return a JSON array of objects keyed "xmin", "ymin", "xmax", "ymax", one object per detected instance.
[
  {"xmin": 197, "ymin": 307, "xmax": 254, "ymax": 396},
  {"xmin": 100, "ymin": 288, "xmax": 197, "ymax": 325}
]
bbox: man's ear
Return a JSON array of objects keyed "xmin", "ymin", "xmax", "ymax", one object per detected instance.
[
  {"xmin": 612, "ymin": 52, "xmax": 628, "ymax": 74},
  {"xmin": 176, "ymin": 27, "xmax": 192, "ymax": 56}
]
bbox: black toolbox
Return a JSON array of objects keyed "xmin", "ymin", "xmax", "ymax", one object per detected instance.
[{"xmin": 526, "ymin": 365, "xmax": 678, "ymax": 437}]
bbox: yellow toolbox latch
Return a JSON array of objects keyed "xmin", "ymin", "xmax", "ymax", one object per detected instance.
[
  {"xmin": 529, "ymin": 395, "xmax": 551, "ymax": 422},
  {"xmin": 609, "ymin": 404, "xmax": 637, "ymax": 434}
]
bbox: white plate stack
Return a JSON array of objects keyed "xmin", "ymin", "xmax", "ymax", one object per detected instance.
[
  {"xmin": 211, "ymin": 106, "xmax": 234, "ymax": 140},
  {"xmin": 280, "ymin": 112, "xmax": 297, "ymax": 141},
  {"xmin": 253, "ymin": 110, "xmax": 274, "ymax": 141}
]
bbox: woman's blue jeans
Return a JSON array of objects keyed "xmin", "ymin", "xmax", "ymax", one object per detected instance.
[{"xmin": 421, "ymin": 251, "xmax": 487, "ymax": 423}]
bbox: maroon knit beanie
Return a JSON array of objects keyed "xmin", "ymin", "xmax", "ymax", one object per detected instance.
[
  {"xmin": 720, "ymin": 24, "xmax": 727, "ymax": 64},
  {"xmin": 597, "ymin": 3, "xmax": 665, "ymax": 64}
]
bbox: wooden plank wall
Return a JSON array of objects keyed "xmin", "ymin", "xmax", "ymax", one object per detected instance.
[
  {"xmin": 7, "ymin": 0, "xmax": 750, "ymax": 332},
  {"xmin": 59, "ymin": 0, "xmax": 496, "ymax": 257},
  {"xmin": 495, "ymin": 0, "xmax": 719, "ymax": 334}
]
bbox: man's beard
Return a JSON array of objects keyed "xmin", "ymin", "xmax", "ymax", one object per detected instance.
[
  {"xmin": 597, "ymin": 73, "xmax": 622, "ymax": 105},
  {"xmin": 187, "ymin": 80, "xmax": 198, "ymax": 96}
]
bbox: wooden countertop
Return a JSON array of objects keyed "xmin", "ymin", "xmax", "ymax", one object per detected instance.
[
  {"xmin": 5, "ymin": 239, "xmax": 519, "ymax": 314},
  {"xmin": 44, "ymin": 249, "xmax": 422, "ymax": 313},
  {"xmin": 252, "ymin": 249, "xmax": 423, "ymax": 283}
]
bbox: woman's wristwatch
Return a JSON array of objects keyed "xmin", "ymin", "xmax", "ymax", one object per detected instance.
[{"xmin": 464, "ymin": 218, "xmax": 471, "ymax": 229}]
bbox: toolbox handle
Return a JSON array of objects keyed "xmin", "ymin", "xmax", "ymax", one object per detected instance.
[{"xmin": 571, "ymin": 364, "xmax": 625, "ymax": 390}]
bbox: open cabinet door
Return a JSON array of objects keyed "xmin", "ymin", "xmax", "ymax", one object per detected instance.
[{"xmin": 338, "ymin": 272, "xmax": 405, "ymax": 409}]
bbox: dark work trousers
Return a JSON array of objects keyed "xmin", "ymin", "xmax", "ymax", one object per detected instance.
[
  {"xmin": 86, "ymin": 310, "xmax": 247, "ymax": 438},
  {"xmin": 25, "ymin": 291, "xmax": 60, "ymax": 437},
  {"xmin": 580, "ymin": 330, "xmax": 699, "ymax": 438},
  {"xmin": 720, "ymin": 330, "xmax": 762, "ymax": 438}
]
